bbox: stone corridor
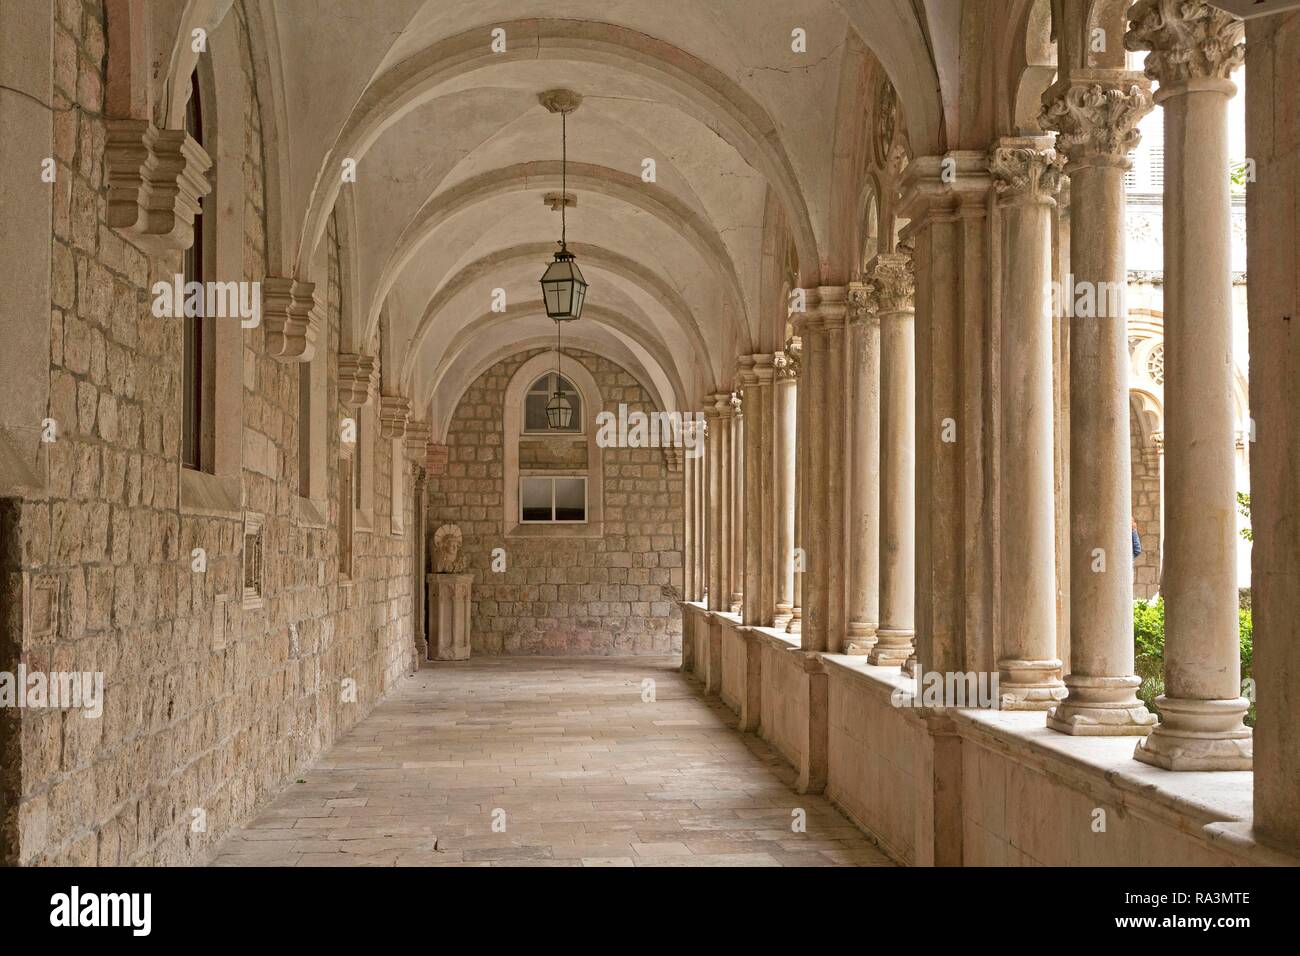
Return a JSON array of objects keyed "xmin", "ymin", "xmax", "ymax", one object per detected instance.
[{"xmin": 210, "ymin": 659, "xmax": 893, "ymax": 867}]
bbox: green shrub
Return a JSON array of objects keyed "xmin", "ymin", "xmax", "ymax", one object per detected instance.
[{"xmin": 1131, "ymin": 597, "xmax": 1254, "ymax": 727}]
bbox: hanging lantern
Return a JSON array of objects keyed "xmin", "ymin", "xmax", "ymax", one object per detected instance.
[
  {"xmin": 538, "ymin": 90, "xmax": 588, "ymax": 322},
  {"xmin": 545, "ymin": 387, "xmax": 574, "ymax": 429},
  {"xmin": 540, "ymin": 248, "xmax": 587, "ymax": 321}
]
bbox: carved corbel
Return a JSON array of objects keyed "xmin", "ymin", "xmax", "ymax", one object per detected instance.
[
  {"xmin": 379, "ymin": 395, "xmax": 412, "ymax": 440},
  {"xmin": 261, "ymin": 277, "xmax": 319, "ymax": 361},
  {"xmin": 104, "ymin": 119, "xmax": 211, "ymax": 255},
  {"xmin": 338, "ymin": 353, "xmax": 378, "ymax": 408}
]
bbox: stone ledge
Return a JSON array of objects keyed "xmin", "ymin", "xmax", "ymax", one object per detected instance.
[{"xmin": 179, "ymin": 468, "xmax": 241, "ymax": 518}]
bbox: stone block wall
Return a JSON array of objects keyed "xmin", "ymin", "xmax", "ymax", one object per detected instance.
[
  {"xmin": 1129, "ymin": 404, "xmax": 1161, "ymax": 599},
  {"xmin": 0, "ymin": 1, "xmax": 416, "ymax": 866},
  {"xmin": 428, "ymin": 348, "xmax": 683, "ymax": 655}
]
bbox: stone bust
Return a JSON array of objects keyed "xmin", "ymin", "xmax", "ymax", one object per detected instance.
[{"xmin": 432, "ymin": 524, "xmax": 468, "ymax": 574}]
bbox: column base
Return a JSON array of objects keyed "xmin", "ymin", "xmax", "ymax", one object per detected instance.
[
  {"xmin": 902, "ymin": 654, "xmax": 918, "ymax": 678},
  {"xmin": 867, "ymin": 627, "xmax": 913, "ymax": 666},
  {"xmin": 1133, "ymin": 696, "xmax": 1253, "ymax": 771},
  {"xmin": 785, "ymin": 607, "xmax": 801, "ymax": 635},
  {"xmin": 773, "ymin": 603, "xmax": 794, "ymax": 629},
  {"xmin": 1046, "ymin": 674, "xmax": 1157, "ymax": 736},
  {"xmin": 843, "ymin": 622, "xmax": 878, "ymax": 656},
  {"xmin": 729, "ymin": 593, "xmax": 743, "ymax": 615},
  {"xmin": 997, "ymin": 658, "xmax": 1066, "ymax": 711}
]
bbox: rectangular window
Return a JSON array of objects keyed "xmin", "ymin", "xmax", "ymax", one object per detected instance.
[
  {"xmin": 242, "ymin": 512, "xmax": 264, "ymax": 608},
  {"xmin": 520, "ymin": 475, "xmax": 587, "ymax": 523},
  {"xmin": 182, "ymin": 68, "xmax": 204, "ymax": 472},
  {"xmin": 339, "ymin": 459, "xmax": 354, "ymax": 577}
]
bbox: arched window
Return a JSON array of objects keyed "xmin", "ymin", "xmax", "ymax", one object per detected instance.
[
  {"xmin": 503, "ymin": 353, "xmax": 604, "ymax": 536},
  {"xmin": 523, "ymin": 372, "xmax": 582, "ymax": 434}
]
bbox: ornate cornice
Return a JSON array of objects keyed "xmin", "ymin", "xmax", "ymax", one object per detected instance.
[
  {"xmin": 261, "ymin": 278, "xmax": 319, "ymax": 361},
  {"xmin": 1040, "ymin": 79, "xmax": 1154, "ymax": 167},
  {"xmin": 1124, "ymin": 0, "xmax": 1245, "ymax": 87},
  {"xmin": 338, "ymin": 353, "xmax": 378, "ymax": 408},
  {"xmin": 990, "ymin": 141, "xmax": 1066, "ymax": 206},
  {"xmin": 379, "ymin": 395, "xmax": 412, "ymax": 439},
  {"xmin": 866, "ymin": 253, "xmax": 915, "ymax": 314},
  {"xmin": 104, "ymin": 120, "xmax": 211, "ymax": 255}
]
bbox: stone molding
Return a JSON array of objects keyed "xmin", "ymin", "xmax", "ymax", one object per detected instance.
[
  {"xmin": 847, "ymin": 280, "xmax": 878, "ymax": 326},
  {"xmin": 1124, "ymin": 0, "xmax": 1245, "ymax": 87},
  {"xmin": 1040, "ymin": 76, "xmax": 1154, "ymax": 168},
  {"xmin": 990, "ymin": 139, "xmax": 1066, "ymax": 207},
  {"xmin": 338, "ymin": 353, "xmax": 378, "ymax": 408},
  {"xmin": 404, "ymin": 420, "xmax": 432, "ymax": 460},
  {"xmin": 104, "ymin": 119, "xmax": 211, "ymax": 255},
  {"xmin": 865, "ymin": 253, "xmax": 915, "ymax": 314},
  {"xmin": 379, "ymin": 395, "xmax": 412, "ymax": 439},
  {"xmin": 261, "ymin": 277, "xmax": 319, "ymax": 361}
]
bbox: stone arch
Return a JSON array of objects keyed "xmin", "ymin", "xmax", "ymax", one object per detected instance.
[
  {"xmin": 422, "ymin": 305, "xmax": 682, "ymax": 423},
  {"xmin": 156, "ymin": 0, "xmax": 236, "ymax": 129},
  {"xmin": 368, "ymin": 161, "xmax": 751, "ymax": 355},
  {"xmin": 296, "ymin": 18, "xmax": 822, "ymax": 285},
  {"xmin": 401, "ymin": 242, "xmax": 711, "ymax": 393},
  {"xmin": 1009, "ymin": 0, "xmax": 1058, "ymax": 134}
]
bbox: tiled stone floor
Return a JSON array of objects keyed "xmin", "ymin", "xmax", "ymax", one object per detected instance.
[{"xmin": 210, "ymin": 656, "xmax": 895, "ymax": 867}]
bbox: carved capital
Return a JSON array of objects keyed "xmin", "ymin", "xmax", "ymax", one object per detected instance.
[
  {"xmin": 261, "ymin": 277, "xmax": 319, "ymax": 361},
  {"xmin": 866, "ymin": 252, "xmax": 915, "ymax": 314},
  {"xmin": 847, "ymin": 280, "xmax": 879, "ymax": 325},
  {"xmin": 729, "ymin": 390, "xmax": 743, "ymax": 419},
  {"xmin": 1124, "ymin": 0, "xmax": 1244, "ymax": 87},
  {"xmin": 379, "ymin": 395, "xmax": 412, "ymax": 439},
  {"xmin": 775, "ymin": 337, "xmax": 802, "ymax": 380},
  {"xmin": 104, "ymin": 120, "xmax": 211, "ymax": 255},
  {"xmin": 1040, "ymin": 79, "xmax": 1154, "ymax": 167},
  {"xmin": 990, "ymin": 141, "xmax": 1066, "ymax": 206},
  {"xmin": 338, "ymin": 353, "xmax": 378, "ymax": 408}
]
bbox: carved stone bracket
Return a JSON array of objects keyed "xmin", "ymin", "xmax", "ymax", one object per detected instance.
[
  {"xmin": 1124, "ymin": 0, "xmax": 1245, "ymax": 88},
  {"xmin": 338, "ymin": 353, "xmax": 378, "ymax": 408},
  {"xmin": 404, "ymin": 419, "xmax": 432, "ymax": 461},
  {"xmin": 105, "ymin": 119, "xmax": 211, "ymax": 255},
  {"xmin": 847, "ymin": 279, "xmax": 879, "ymax": 325},
  {"xmin": 379, "ymin": 395, "xmax": 412, "ymax": 439},
  {"xmin": 261, "ymin": 277, "xmax": 319, "ymax": 361},
  {"xmin": 1040, "ymin": 76, "xmax": 1154, "ymax": 168}
]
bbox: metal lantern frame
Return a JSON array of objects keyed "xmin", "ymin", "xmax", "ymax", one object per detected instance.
[{"xmin": 539, "ymin": 101, "xmax": 588, "ymax": 322}]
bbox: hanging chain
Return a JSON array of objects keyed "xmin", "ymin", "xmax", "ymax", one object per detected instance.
[{"xmin": 561, "ymin": 110, "xmax": 567, "ymax": 249}]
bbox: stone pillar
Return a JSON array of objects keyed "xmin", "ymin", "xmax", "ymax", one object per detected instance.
[
  {"xmin": 1245, "ymin": 7, "xmax": 1300, "ymax": 845},
  {"xmin": 730, "ymin": 390, "xmax": 745, "ymax": 614},
  {"xmin": 988, "ymin": 139, "xmax": 1068, "ymax": 709},
  {"xmin": 868, "ymin": 257, "xmax": 916, "ymax": 667},
  {"xmin": 740, "ymin": 355, "xmax": 774, "ymax": 627},
  {"xmin": 755, "ymin": 355, "xmax": 776, "ymax": 627},
  {"xmin": 683, "ymin": 421, "xmax": 698, "ymax": 603},
  {"xmin": 696, "ymin": 421, "xmax": 707, "ymax": 603},
  {"xmin": 704, "ymin": 396, "xmax": 726, "ymax": 612},
  {"xmin": 717, "ymin": 392, "xmax": 734, "ymax": 612},
  {"xmin": 773, "ymin": 342, "xmax": 799, "ymax": 628},
  {"xmin": 793, "ymin": 289, "xmax": 850, "ymax": 654},
  {"xmin": 845, "ymin": 281, "xmax": 882, "ymax": 656},
  {"xmin": 1041, "ymin": 74, "xmax": 1159, "ymax": 735},
  {"xmin": 1127, "ymin": 0, "xmax": 1251, "ymax": 769}
]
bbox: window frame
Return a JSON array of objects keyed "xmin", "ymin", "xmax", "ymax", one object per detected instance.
[
  {"xmin": 521, "ymin": 371, "xmax": 584, "ymax": 435},
  {"xmin": 519, "ymin": 474, "xmax": 589, "ymax": 524}
]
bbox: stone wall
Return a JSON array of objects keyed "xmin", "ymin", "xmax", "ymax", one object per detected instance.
[
  {"xmin": 428, "ymin": 348, "xmax": 683, "ymax": 655},
  {"xmin": 1130, "ymin": 404, "xmax": 1161, "ymax": 599},
  {"xmin": 0, "ymin": 0, "xmax": 415, "ymax": 865}
]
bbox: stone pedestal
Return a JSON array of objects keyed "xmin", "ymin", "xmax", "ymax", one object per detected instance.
[{"xmin": 428, "ymin": 573, "xmax": 473, "ymax": 661}]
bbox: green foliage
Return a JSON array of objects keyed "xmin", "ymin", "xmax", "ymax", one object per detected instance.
[
  {"xmin": 1236, "ymin": 492, "xmax": 1253, "ymax": 542},
  {"xmin": 1131, "ymin": 598, "xmax": 1254, "ymax": 727}
]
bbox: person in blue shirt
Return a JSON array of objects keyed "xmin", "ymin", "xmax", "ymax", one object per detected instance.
[{"xmin": 1132, "ymin": 517, "xmax": 1142, "ymax": 559}]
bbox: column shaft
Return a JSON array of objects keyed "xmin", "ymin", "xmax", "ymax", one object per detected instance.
[
  {"xmin": 1042, "ymin": 77, "xmax": 1158, "ymax": 734},
  {"xmin": 991, "ymin": 140, "xmax": 1068, "ymax": 708},
  {"xmin": 1127, "ymin": 0, "xmax": 1250, "ymax": 768},
  {"xmin": 730, "ymin": 393, "xmax": 745, "ymax": 613},
  {"xmin": 846, "ymin": 283, "xmax": 881, "ymax": 655},
  {"xmin": 773, "ymin": 344, "xmax": 799, "ymax": 627}
]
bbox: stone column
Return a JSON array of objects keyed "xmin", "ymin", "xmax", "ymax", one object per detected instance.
[
  {"xmin": 717, "ymin": 392, "xmax": 734, "ymax": 612},
  {"xmin": 990, "ymin": 139, "xmax": 1068, "ymax": 708},
  {"xmin": 793, "ymin": 305, "xmax": 826, "ymax": 651},
  {"xmin": 1127, "ymin": 0, "xmax": 1251, "ymax": 769},
  {"xmin": 704, "ymin": 395, "xmax": 726, "ymax": 612},
  {"xmin": 755, "ymin": 355, "xmax": 776, "ymax": 626},
  {"xmin": 869, "ymin": 257, "xmax": 916, "ymax": 667},
  {"xmin": 740, "ymin": 355, "xmax": 774, "ymax": 626},
  {"xmin": 730, "ymin": 389, "xmax": 745, "ymax": 614},
  {"xmin": 693, "ymin": 419, "xmax": 706, "ymax": 603},
  {"xmin": 845, "ymin": 281, "xmax": 881, "ymax": 656},
  {"xmin": 820, "ymin": 288, "xmax": 851, "ymax": 654},
  {"xmin": 683, "ymin": 424, "xmax": 697, "ymax": 603},
  {"xmin": 1041, "ymin": 75, "xmax": 1159, "ymax": 734},
  {"xmin": 773, "ymin": 342, "xmax": 799, "ymax": 628}
]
